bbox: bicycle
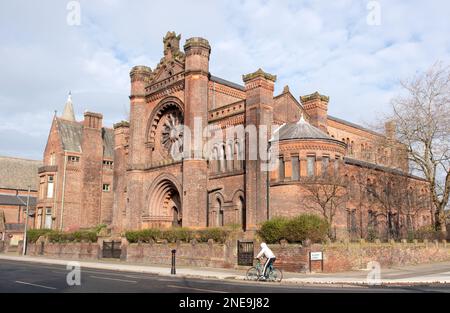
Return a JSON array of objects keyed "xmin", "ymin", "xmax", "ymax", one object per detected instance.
[{"xmin": 246, "ymin": 258, "xmax": 283, "ymax": 282}]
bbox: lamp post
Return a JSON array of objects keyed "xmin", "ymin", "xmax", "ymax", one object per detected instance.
[{"xmin": 21, "ymin": 186, "xmax": 31, "ymax": 256}]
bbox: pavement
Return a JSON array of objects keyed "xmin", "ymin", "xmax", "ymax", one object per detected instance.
[{"xmin": 1, "ymin": 253, "xmax": 450, "ymax": 286}]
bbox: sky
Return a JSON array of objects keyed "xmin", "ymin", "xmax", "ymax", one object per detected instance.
[{"xmin": 0, "ymin": 0, "xmax": 449, "ymax": 160}]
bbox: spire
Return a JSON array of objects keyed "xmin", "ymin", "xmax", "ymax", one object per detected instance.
[{"xmin": 61, "ymin": 91, "xmax": 76, "ymax": 121}]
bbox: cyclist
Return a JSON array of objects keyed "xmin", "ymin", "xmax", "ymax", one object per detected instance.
[{"xmin": 255, "ymin": 242, "xmax": 276, "ymax": 280}]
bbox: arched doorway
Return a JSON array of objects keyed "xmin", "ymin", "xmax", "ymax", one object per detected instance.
[{"xmin": 147, "ymin": 177, "xmax": 182, "ymax": 228}]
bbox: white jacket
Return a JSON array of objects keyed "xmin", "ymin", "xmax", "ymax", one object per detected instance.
[{"xmin": 256, "ymin": 243, "xmax": 275, "ymax": 259}]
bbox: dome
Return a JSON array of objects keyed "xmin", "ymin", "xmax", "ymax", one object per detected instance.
[{"xmin": 273, "ymin": 115, "xmax": 337, "ymax": 142}]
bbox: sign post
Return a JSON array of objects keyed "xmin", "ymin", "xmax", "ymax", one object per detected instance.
[{"xmin": 309, "ymin": 251, "xmax": 324, "ymax": 272}]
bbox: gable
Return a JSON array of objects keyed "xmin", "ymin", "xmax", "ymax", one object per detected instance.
[{"xmin": 273, "ymin": 91, "xmax": 306, "ymax": 124}]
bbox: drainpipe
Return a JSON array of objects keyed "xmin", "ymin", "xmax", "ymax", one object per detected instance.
[{"xmin": 60, "ymin": 154, "xmax": 68, "ymax": 231}]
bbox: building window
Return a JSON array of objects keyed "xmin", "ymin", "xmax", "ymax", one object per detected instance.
[
  {"xmin": 347, "ymin": 209, "xmax": 357, "ymax": 236},
  {"xmin": 47, "ymin": 176, "xmax": 54, "ymax": 198},
  {"xmin": 103, "ymin": 184, "xmax": 111, "ymax": 192},
  {"xmin": 44, "ymin": 208, "xmax": 52, "ymax": 229},
  {"xmin": 307, "ymin": 155, "xmax": 315, "ymax": 177},
  {"xmin": 291, "ymin": 155, "xmax": 299, "ymax": 181},
  {"xmin": 334, "ymin": 156, "xmax": 340, "ymax": 174},
  {"xmin": 219, "ymin": 210, "xmax": 224, "ymax": 227},
  {"xmin": 103, "ymin": 160, "xmax": 113, "ymax": 168},
  {"xmin": 278, "ymin": 157, "xmax": 285, "ymax": 181},
  {"xmin": 322, "ymin": 156, "xmax": 330, "ymax": 176},
  {"xmin": 68, "ymin": 156, "xmax": 80, "ymax": 162}
]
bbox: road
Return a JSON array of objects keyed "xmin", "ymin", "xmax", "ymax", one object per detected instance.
[{"xmin": 0, "ymin": 259, "xmax": 449, "ymax": 293}]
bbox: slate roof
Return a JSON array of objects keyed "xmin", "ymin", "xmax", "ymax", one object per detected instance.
[
  {"xmin": 56, "ymin": 119, "xmax": 83, "ymax": 153},
  {"xmin": 0, "ymin": 156, "xmax": 42, "ymax": 191},
  {"xmin": 0, "ymin": 194, "xmax": 37, "ymax": 207},
  {"xmin": 274, "ymin": 116, "xmax": 344, "ymax": 145},
  {"xmin": 56, "ymin": 118, "xmax": 114, "ymax": 158},
  {"xmin": 210, "ymin": 75, "xmax": 245, "ymax": 91}
]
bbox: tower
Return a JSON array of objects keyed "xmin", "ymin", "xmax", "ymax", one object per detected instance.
[
  {"xmin": 243, "ymin": 68, "xmax": 276, "ymax": 231},
  {"xmin": 300, "ymin": 92, "xmax": 329, "ymax": 132},
  {"xmin": 80, "ymin": 111, "xmax": 104, "ymax": 227},
  {"xmin": 182, "ymin": 37, "xmax": 211, "ymax": 227}
]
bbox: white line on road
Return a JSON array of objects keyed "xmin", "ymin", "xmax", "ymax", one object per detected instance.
[
  {"xmin": 167, "ymin": 284, "xmax": 227, "ymax": 293},
  {"xmin": 14, "ymin": 281, "xmax": 57, "ymax": 290},
  {"xmin": 89, "ymin": 275, "xmax": 137, "ymax": 283}
]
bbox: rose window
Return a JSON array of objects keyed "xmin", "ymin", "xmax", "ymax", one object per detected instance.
[{"xmin": 161, "ymin": 111, "xmax": 183, "ymax": 158}]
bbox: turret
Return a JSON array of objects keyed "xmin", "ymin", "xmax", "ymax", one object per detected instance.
[{"xmin": 300, "ymin": 92, "xmax": 329, "ymax": 132}]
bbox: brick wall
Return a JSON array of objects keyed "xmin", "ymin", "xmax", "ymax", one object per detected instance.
[
  {"xmin": 24, "ymin": 242, "xmax": 100, "ymax": 260},
  {"xmin": 268, "ymin": 241, "xmax": 450, "ymax": 273},
  {"xmin": 125, "ymin": 240, "xmax": 236, "ymax": 268}
]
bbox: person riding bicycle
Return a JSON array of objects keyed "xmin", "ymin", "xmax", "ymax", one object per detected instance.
[{"xmin": 255, "ymin": 242, "xmax": 276, "ymax": 280}]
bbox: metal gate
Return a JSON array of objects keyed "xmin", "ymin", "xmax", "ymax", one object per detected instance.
[
  {"xmin": 237, "ymin": 241, "xmax": 254, "ymax": 266},
  {"xmin": 102, "ymin": 241, "xmax": 121, "ymax": 259}
]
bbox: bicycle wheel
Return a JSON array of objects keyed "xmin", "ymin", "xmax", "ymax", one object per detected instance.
[
  {"xmin": 246, "ymin": 267, "xmax": 260, "ymax": 281},
  {"xmin": 268, "ymin": 268, "xmax": 283, "ymax": 282}
]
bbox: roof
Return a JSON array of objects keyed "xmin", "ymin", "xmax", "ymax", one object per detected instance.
[
  {"xmin": 55, "ymin": 118, "xmax": 114, "ymax": 158},
  {"xmin": 102, "ymin": 128, "xmax": 114, "ymax": 159},
  {"xmin": 210, "ymin": 75, "xmax": 245, "ymax": 91},
  {"xmin": 328, "ymin": 115, "xmax": 384, "ymax": 137},
  {"xmin": 56, "ymin": 118, "xmax": 83, "ymax": 153},
  {"xmin": 344, "ymin": 157, "xmax": 426, "ymax": 181},
  {"xmin": 274, "ymin": 115, "xmax": 343, "ymax": 145},
  {"xmin": 0, "ymin": 156, "xmax": 42, "ymax": 191},
  {"xmin": 0, "ymin": 194, "xmax": 37, "ymax": 207}
]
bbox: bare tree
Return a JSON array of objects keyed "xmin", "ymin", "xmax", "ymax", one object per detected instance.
[
  {"xmin": 302, "ymin": 175, "xmax": 349, "ymax": 239},
  {"xmin": 390, "ymin": 62, "xmax": 450, "ymax": 236}
]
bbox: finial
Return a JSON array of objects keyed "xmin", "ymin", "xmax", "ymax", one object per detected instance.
[{"xmin": 297, "ymin": 113, "xmax": 306, "ymax": 124}]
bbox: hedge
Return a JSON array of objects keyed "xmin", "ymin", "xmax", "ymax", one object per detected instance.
[
  {"xmin": 258, "ymin": 214, "xmax": 329, "ymax": 244},
  {"xmin": 27, "ymin": 229, "xmax": 98, "ymax": 243},
  {"xmin": 27, "ymin": 229, "xmax": 53, "ymax": 243},
  {"xmin": 125, "ymin": 227, "xmax": 230, "ymax": 244}
]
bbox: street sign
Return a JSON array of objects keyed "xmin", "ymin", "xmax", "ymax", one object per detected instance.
[
  {"xmin": 309, "ymin": 251, "xmax": 324, "ymax": 272},
  {"xmin": 310, "ymin": 251, "xmax": 323, "ymax": 261}
]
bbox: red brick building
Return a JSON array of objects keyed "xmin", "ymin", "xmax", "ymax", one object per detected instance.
[
  {"xmin": 36, "ymin": 94, "xmax": 114, "ymax": 231},
  {"xmin": 0, "ymin": 156, "xmax": 41, "ymax": 245},
  {"xmin": 109, "ymin": 32, "xmax": 432, "ymax": 240},
  {"xmin": 36, "ymin": 32, "xmax": 432, "ymax": 240}
]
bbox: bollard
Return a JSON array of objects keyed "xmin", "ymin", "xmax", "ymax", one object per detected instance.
[{"xmin": 171, "ymin": 249, "xmax": 176, "ymax": 275}]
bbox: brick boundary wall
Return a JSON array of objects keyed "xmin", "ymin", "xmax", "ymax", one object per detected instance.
[
  {"xmin": 124, "ymin": 239, "xmax": 237, "ymax": 268},
  {"xmin": 11, "ymin": 238, "xmax": 450, "ymax": 273},
  {"xmin": 268, "ymin": 240, "xmax": 449, "ymax": 273},
  {"xmin": 23, "ymin": 241, "xmax": 100, "ymax": 260}
]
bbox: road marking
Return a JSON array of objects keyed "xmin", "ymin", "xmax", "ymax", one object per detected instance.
[
  {"xmin": 89, "ymin": 275, "xmax": 137, "ymax": 283},
  {"xmin": 167, "ymin": 284, "xmax": 227, "ymax": 293},
  {"xmin": 14, "ymin": 281, "xmax": 57, "ymax": 290}
]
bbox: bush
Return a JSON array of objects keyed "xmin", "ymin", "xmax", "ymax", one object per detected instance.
[
  {"xmin": 46, "ymin": 230, "xmax": 97, "ymax": 243},
  {"xmin": 125, "ymin": 227, "xmax": 231, "ymax": 244},
  {"xmin": 284, "ymin": 214, "xmax": 329, "ymax": 243},
  {"xmin": 27, "ymin": 229, "xmax": 53, "ymax": 243},
  {"xmin": 258, "ymin": 214, "xmax": 329, "ymax": 244},
  {"xmin": 415, "ymin": 225, "xmax": 441, "ymax": 241},
  {"xmin": 161, "ymin": 228, "xmax": 192, "ymax": 243},
  {"xmin": 257, "ymin": 217, "xmax": 289, "ymax": 244},
  {"xmin": 196, "ymin": 228, "xmax": 230, "ymax": 243}
]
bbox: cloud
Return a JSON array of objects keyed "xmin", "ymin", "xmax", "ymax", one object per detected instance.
[{"xmin": 0, "ymin": 0, "xmax": 449, "ymax": 159}]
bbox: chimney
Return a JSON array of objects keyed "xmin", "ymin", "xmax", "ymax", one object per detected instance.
[
  {"xmin": 385, "ymin": 120, "xmax": 396, "ymax": 140},
  {"xmin": 83, "ymin": 111, "xmax": 103, "ymax": 130}
]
